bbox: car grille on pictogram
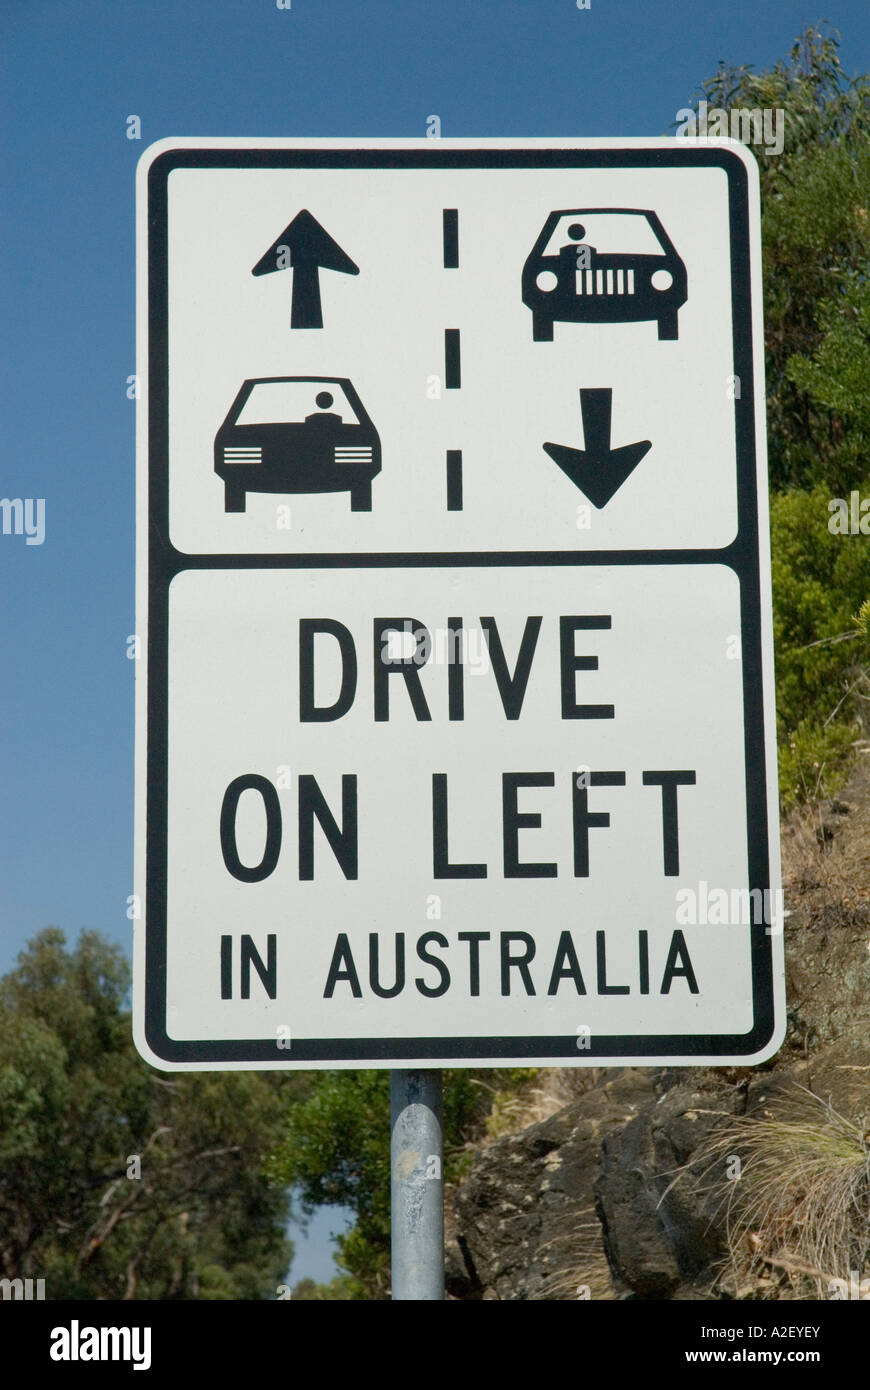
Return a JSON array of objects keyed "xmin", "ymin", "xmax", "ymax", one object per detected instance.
[
  {"xmin": 575, "ymin": 268, "xmax": 636, "ymax": 295},
  {"xmin": 223, "ymin": 446, "xmax": 263, "ymax": 464}
]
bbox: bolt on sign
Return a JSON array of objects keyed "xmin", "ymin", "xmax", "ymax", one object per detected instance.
[{"xmin": 133, "ymin": 138, "xmax": 784, "ymax": 1070}]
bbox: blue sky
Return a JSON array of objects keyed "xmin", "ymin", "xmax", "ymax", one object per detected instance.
[{"xmin": 1, "ymin": 0, "xmax": 868, "ymax": 1286}]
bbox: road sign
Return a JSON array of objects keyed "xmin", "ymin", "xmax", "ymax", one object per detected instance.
[{"xmin": 134, "ymin": 138, "xmax": 784, "ymax": 1070}]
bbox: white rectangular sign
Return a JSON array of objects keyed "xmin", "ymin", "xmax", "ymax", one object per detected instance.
[{"xmin": 134, "ymin": 138, "xmax": 784, "ymax": 1068}]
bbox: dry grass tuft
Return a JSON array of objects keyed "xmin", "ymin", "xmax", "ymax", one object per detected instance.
[{"xmin": 672, "ymin": 1084, "xmax": 870, "ymax": 1298}]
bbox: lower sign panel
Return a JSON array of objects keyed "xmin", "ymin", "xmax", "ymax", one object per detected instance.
[{"xmin": 135, "ymin": 561, "xmax": 784, "ymax": 1067}]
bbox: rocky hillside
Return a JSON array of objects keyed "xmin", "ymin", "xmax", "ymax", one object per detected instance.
[{"xmin": 446, "ymin": 754, "xmax": 870, "ymax": 1300}]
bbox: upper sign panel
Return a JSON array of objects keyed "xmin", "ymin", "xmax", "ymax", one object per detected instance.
[{"xmin": 141, "ymin": 140, "xmax": 759, "ymax": 557}]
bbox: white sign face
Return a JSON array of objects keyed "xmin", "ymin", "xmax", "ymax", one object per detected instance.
[{"xmin": 134, "ymin": 138, "xmax": 784, "ymax": 1069}]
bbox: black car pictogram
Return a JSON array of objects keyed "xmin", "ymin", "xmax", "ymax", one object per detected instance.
[
  {"xmin": 214, "ymin": 376, "xmax": 381, "ymax": 513},
  {"xmin": 522, "ymin": 209, "xmax": 687, "ymax": 343}
]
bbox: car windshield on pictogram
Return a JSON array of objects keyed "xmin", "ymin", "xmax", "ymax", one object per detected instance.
[{"xmin": 214, "ymin": 376, "xmax": 381, "ymax": 513}]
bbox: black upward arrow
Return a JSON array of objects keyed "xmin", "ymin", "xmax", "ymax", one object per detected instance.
[
  {"xmin": 252, "ymin": 210, "xmax": 359, "ymax": 329},
  {"xmin": 543, "ymin": 389, "xmax": 651, "ymax": 509}
]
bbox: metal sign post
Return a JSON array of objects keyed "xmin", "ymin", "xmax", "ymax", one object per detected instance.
[{"xmin": 390, "ymin": 1070, "xmax": 444, "ymax": 1300}]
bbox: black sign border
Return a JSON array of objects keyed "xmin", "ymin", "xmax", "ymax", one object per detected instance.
[{"xmin": 143, "ymin": 145, "xmax": 776, "ymax": 1064}]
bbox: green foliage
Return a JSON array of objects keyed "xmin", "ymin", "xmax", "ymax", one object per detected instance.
[
  {"xmin": 776, "ymin": 718, "xmax": 859, "ymax": 811},
  {"xmin": 770, "ymin": 481, "xmax": 870, "ymax": 806},
  {"xmin": 766, "ymin": 144, "xmax": 870, "ymax": 493},
  {"xmin": 689, "ymin": 27, "xmax": 870, "ymax": 491},
  {"xmin": 687, "ymin": 26, "xmax": 870, "ymax": 805},
  {"xmin": 786, "ymin": 276, "xmax": 870, "ymax": 468},
  {"xmin": 0, "ymin": 928, "xmax": 298, "ymax": 1299},
  {"xmin": 854, "ymin": 596, "xmax": 870, "ymax": 639},
  {"xmin": 290, "ymin": 1273, "xmax": 358, "ymax": 1300},
  {"xmin": 266, "ymin": 1071, "xmax": 390, "ymax": 1298}
]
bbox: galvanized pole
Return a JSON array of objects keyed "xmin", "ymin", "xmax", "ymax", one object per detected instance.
[{"xmin": 390, "ymin": 1069, "xmax": 444, "ymax": 1300}]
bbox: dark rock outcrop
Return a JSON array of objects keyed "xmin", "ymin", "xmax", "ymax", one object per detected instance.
[
  {"xmin": 595, "ymin": 1078, "xmax": 739, "ymax": 1298},
  {"xmin": 450, "ymin": 1070, "xmax": 657, "ymax": 1300}
]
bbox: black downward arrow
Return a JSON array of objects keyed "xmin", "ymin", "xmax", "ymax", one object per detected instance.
[
  {"xmin": 252, "ymin": 209, "xmax": 359, "ymax": 329},
  {"xmin": 543, "ymin": 389, "xmax": 651, "ymax": 508}
]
